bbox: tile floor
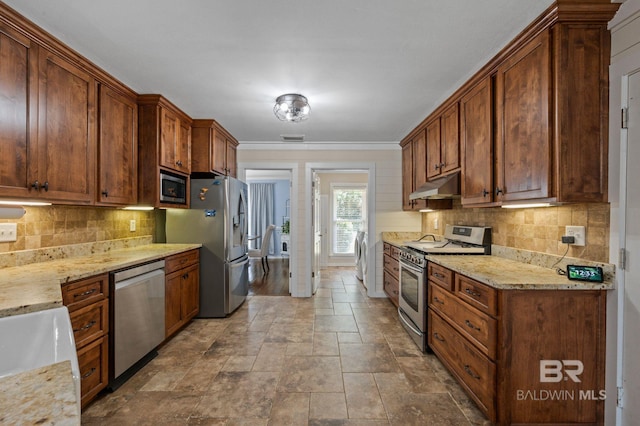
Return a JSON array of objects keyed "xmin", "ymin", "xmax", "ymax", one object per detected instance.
[{"xmin": 82, "ymin": 267, "xmax": 491, "ymax": 425}]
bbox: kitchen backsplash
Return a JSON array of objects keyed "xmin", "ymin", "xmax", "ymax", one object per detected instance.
[
  {"xmin": 421, "ymin": 202, "xmax": 609, "ymax": 263},
  {"xmin": 0, "ymin": 206, "xmax": 155, "ymax": 254}
]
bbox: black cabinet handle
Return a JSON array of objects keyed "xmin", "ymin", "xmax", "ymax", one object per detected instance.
[
  {"xmin": 482, "ymin": 189, "xmax": 489, "ymax": 197},
  {"xmin": 82, "ymin": 368, "xmax": 96, "ymax": 379},
  {"xmin": 73, "ymin": 288, "xmax": 96, "ymax": 298},
  {"xmin": 465, "ymin": 319, "xmax": 480, "ymax": 331},
  {"xmin": 464, "ymin": 287, "xmax": 481, "ymax": 298},
  {"xmin": 433, "ymin": 272, "xmax": 445, "ymax": 280},
  {"xmin": 31, "ymin": 180, "xmax": 40, "ymax": 191},
  {"xmin": 433, "ymin": 332, "xmax": 445, "ymax": 342},
  {"xmin": 495, "ymin": 187, "xmax": 503, "ymax": 196},
  {"xmin": 74, "ymin": 320, "xmax": 96, "ymax": 333},
  {"xmin": 43, "ymin": 181, "xmax": 49, "ymax": 192},
  {"xmin": 434, "ymin": 164, "xmax": 440, "ymax": 170},
  {"xmin": 102, "ymin": 190, "xmax": 109, "ymax": 197},
  {"xmin": 464, "ymin": 365, "xmax": 481, "ymax": 380},
  {"xmin": 433, "ymin": 296, "xmax": 444, "ymax": 305}
]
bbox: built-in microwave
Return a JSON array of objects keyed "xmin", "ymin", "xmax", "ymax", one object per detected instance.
[{"xmin": 159, "ymin": 170, "xmax": 187, "ymax": 205}]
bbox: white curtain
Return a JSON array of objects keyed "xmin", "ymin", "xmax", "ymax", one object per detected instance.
[{"xmin": 248, "ymin": 183, "xmax": 276, "ymax": 253}]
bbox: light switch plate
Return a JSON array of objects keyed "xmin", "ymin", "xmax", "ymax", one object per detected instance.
[
  {"xmin": 565, "ymin": 225, "xmax": 586, "ymax": 246},
  {"xmin": 0, "ymin": 223, "xmax": 17, "ymax": 242},
  {"xmin": 130, "ymin": 219, "xmax": 136, "ymax": 232}
]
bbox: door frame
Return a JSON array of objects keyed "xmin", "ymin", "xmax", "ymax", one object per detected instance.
[
  {"xmin": 305, "ymin": 162, "xmax": 377, "ymax": 298},
  {"xmin": 238, "ymin": 162, "xmax": 298, "ymax": 296}
]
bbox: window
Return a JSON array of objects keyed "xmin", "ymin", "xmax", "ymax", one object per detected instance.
[{"xmin": 331, "ymin": 184, "xmax": 367, "ymax": 255}]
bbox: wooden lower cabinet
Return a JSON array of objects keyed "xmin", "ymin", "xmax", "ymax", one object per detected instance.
[
  {"xmin": 382, "ymin": 242, "xmax": 401, "ymax": 306},
  {"xmin": 61, "ymin": 273, "xmax": 109, "ymax": 409},
  {"xmin": 428, "ymin": 265, "xmax": 606, "ymax": 425},
  {"xmin": 165, "ymin": 249, "xmax": 200, "ymax": 337}
]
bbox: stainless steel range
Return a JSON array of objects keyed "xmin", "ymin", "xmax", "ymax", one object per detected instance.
[{"xmin": 398, "ymin": 224, "xmax": 491, "ymax": 352}]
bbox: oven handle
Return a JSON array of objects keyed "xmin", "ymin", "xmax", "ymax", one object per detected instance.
[
  {"xmin": 399, "ymin": 259, "xmax": 424, "ymax": 275},
  {"xmin": 398, "ymin": 308, "xmax": 423, "ymax": 336}
]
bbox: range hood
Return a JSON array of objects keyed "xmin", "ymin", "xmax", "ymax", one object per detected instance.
[{"xmin": 409, "ymin": 173, "xmax": 460, "ymax": 200}]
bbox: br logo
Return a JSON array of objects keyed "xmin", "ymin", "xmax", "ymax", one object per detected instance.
[{"xmin": 540, "ymin": 360, "xmax": 584, "ymax": 383}]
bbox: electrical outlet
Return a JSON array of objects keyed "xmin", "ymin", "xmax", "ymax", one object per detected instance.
[
  {"xmin": 565, "ymin": 225, "xmax": 585, "ymax": 246},
  {"xmin": 434, "ymin": 218, "xmax": 439, "ymax": 230},
  {"xmin": 130, "ymin": 219, "xmax": 136, "ymax": 232},
  {"xmin": 0, "ymin": 223, "xmax": 17, "ymax": 242}
]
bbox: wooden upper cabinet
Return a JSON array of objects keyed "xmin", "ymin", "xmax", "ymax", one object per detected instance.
[
  {"xmin": 495, "ymin": 30, "xmax": 551, "ymax": 203},
  {"xmin": 138, "ymin": 95, "xmax": 192, "ymax": 207},
  {"xmin": 0, "ymin": 22, "xmax": 38, "ymax": 199},
  {"xmin": 461, "ymin": 77, "xmax": 493, "ymax": 206},
  {"xmin": 97, "ymin": 84, "xmax": 137, "ymax": 205},
  {"xmin": 401, "ymin": 133, "xmax": 428, "ymax": 211},
  {"xmin": 401, "ymin": 141, "xmax": 413, "ymax": 211},
  {"xmin": 440, "ymin": 103, "xmax": 460, "ymax": 175},
  {"xmin": 37, "ymin": 49, "xmax": 96, "ymax": 204},
  {"xmin": 160, "ymin": 107, "xmax": 190, "ymax": 174},
  {"xmin": 427, "ymin": 103, "xmax": 460, "ymax": 180},
  {"xmin": 191, "ymin": 119, "xmax": 238, "ymax": 177}
]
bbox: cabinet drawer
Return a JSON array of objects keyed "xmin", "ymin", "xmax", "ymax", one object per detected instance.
[
  {"xmin": 429, "ymin": 283, "xmax": 496, "ymax": 358},
  {"xmin": 456, "ymin": 274, "xmax": 497, "ymax": 316},
  {"xmin": 428, "ymin": 263, "xmax": 454, "ymax": 291},
  {"xmin": 390, "ymin": 245, "xmax": 401, "ymax": 260},
  {"xmin": 383, "ymin": 270, "xmax": 399, "ymax": 306},
  {"xmin": 429, "ymin": 310, "xmax": 495, "ymax": 418},
  {"xmin": 62, "ymin": 274, "xmax": 109, "ymax": 311},
  {"xmin": 69, "ymin": 299, "xmax": 108, "ymax": 349},
  {"xmin": 383, "ymin": 243, "xmax": 391, "ymax": 256},
  {"xmin": 383, "ymin": 253, "xmax": 400, "ymax": 278},
  {"xmin": 77, "ymin": 335, "xmax": 109, "ymax": 408},
  {"xmin": 165, "ymin": 249, "xmax": 199, "ymax": 275}
]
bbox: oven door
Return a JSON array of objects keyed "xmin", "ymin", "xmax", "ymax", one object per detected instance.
[{"xmin": 398, "ymin": 259, "xmax": 427, "ymax": 351}]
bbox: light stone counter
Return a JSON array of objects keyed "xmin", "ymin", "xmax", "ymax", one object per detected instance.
[
  {"xmin": 426, "ymin": 254, "xmax": 613, "ymax": 290},
  {"xmin": 0, "ymin": 243, "xmax": 201, "ymax": 318},
  {"xmin": 0, "ymin": 361, "xmax": 79, "ymax": 425},
  {"xmin": 381, "ymin": 231, "xmax": 423, "ymax": 248}
]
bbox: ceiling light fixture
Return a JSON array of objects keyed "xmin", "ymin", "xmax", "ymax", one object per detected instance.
[{"xmin": 273, "ymin": 94, "xmax": 310, "ymax": 122}]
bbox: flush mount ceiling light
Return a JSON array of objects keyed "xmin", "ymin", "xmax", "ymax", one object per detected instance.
[{"xmin": 273, "ymin": 94, "xmax": 310, "ymax": 122}]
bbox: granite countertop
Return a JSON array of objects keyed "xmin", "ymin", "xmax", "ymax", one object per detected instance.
[
  {"xmin": 0, "ymin": 361, "xmax": 79, "ymax": 425},
  {"xmin": 381, "ymin": 232, "xmax": 423, "ymax": 248},
  {"xmin": 0, "ymin": 243, "xmax": 201, "ymax": 318},
  {"xmin": 426, "ymin": 254, "xmax": 613, "ymax": 290}
]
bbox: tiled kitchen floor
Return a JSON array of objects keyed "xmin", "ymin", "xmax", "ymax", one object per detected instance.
[{"xmin": 82, "ymin": 267, "xmax": 491, "ymax": 425}]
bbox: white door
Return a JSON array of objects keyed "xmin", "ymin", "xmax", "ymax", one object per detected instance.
[
  {"xmin": 312, "ymin": 174, "xmax": 322, "ymax": 294},
  {"xmin": 621, "ymin": 70, "xmax": 640, "ymax": 423}
]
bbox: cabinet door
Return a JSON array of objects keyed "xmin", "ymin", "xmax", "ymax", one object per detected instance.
[
  {"xmin": 176, "ymin": 120, "xmax": 191, "ymax": 174},
  {"xmin": 426, "ymin": 118, "xmax": 442, "ymax": 180},
  {"xmin": 412, "ymin": 134, "xmax": 427, "ymax": 210},
  {"xmin": 401, "ymin": 142, "xmax": 413, "ymax": 211},
  {"xmin": 160, "ymin": 107, "xmax": 179, "ymax": 171},
  {"xmin": 38, "ymin": 49, "xmax": 96, "ymax": 203},
  {"xmin": 97, "ymin": 85, "xmax": 137, "ymax": 205},
  {"xmin": 0, "ymin": 23, "xmax": 38, "ymax": 199},
  {"xmin": 441, "ymin": 102, "xmax": 460, "ymax": 174},
  {"xmin": 461, "ymin": 77, "xmax": 493, "ymax": 206},
  {"xmin": 165, "ymin": 271, "xmax": 182, "ymax": 337},
  {"xmin": 180, "ymin": 264, "xmax": 199, "ymax": 321},
  {"xmin": 496, "ymin": 30, "xmax": 551, "ymax": 201},
  {"xmin": 226, "ymin": 140, "xmax": 237, "ymax": 177},
  {"xmin": 212, "ymin": 128, "xmax": 227, "ymax": 175}
]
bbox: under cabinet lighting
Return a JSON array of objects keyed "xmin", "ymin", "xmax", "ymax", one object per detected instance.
[
  {"xmin": 0, "ymin": 200, "xmax": 52, "ymax": 207},
  {"xmin": 501, "ymin": 203, "xmax": 552, "ymax": 209},
  {"xmin": 122, "ymin": 206, "xmax": 155, "ymax": 211},
  {"xmin": 419, "ymin": 209, "xmax": 435, "ymax": 212}
]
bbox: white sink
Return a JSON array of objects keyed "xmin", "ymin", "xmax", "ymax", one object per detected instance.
[{"xmin": 0, "ymin": 307, "xmax": 81, "ymax": 411}]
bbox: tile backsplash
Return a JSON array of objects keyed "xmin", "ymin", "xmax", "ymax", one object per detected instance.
[
  {"xmin": 0, "ymin": 205, "xmax": 155, "ymax": 253},
  {"xmin": 421, "ymin": 202, "xmax": 610, "ymax": 263}
]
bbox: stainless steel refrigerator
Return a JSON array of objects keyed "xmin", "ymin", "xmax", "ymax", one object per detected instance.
[{"xmin": 165, "ymin": 176, "xmax": 249, "ymax": 317}]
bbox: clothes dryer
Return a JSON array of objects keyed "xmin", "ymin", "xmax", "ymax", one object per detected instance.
[{"xmin": 354, "ymin": 231, "xmax": 365, "ymax": 280}]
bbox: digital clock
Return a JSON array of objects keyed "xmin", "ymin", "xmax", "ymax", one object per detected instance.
[{"xmin": 566, "ymin": 265, "xmax": 604, "ymax": 283}]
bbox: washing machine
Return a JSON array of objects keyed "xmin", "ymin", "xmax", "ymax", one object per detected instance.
[
  {"xmin": 354, "ymin": 231, "xmax": 365, "ymax": 280},
  {"xmin": 360, "ymin": 232, "xmax": 369, "ymax": 289}
]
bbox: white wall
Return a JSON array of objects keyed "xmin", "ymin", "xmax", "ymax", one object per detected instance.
[
  {"xmin": 607, "ymin": 1, "xmax": 640, "ymax": 424},
  {"xmin": 238, "ymin": 143, "xmax": 421, "ymax": 297}
]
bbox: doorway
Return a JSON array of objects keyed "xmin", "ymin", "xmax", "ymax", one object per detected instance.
[
  {"xmin": 306, "ymin": 162, "xmax": 376, "ymax": 298},
  {"xmin": 240, "ymin": 166, "xmax": 297, "ymax": 296}
]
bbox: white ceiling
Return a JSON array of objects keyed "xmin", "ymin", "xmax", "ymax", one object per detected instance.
[{"xmin": 5, "ymin": 0, "xmax": 555, "ymax": 143}]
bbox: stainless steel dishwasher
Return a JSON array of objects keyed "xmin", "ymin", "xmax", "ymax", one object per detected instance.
[{"xmin": 110, "ymin": 260, "xmax": 165, "ymax": 387}]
